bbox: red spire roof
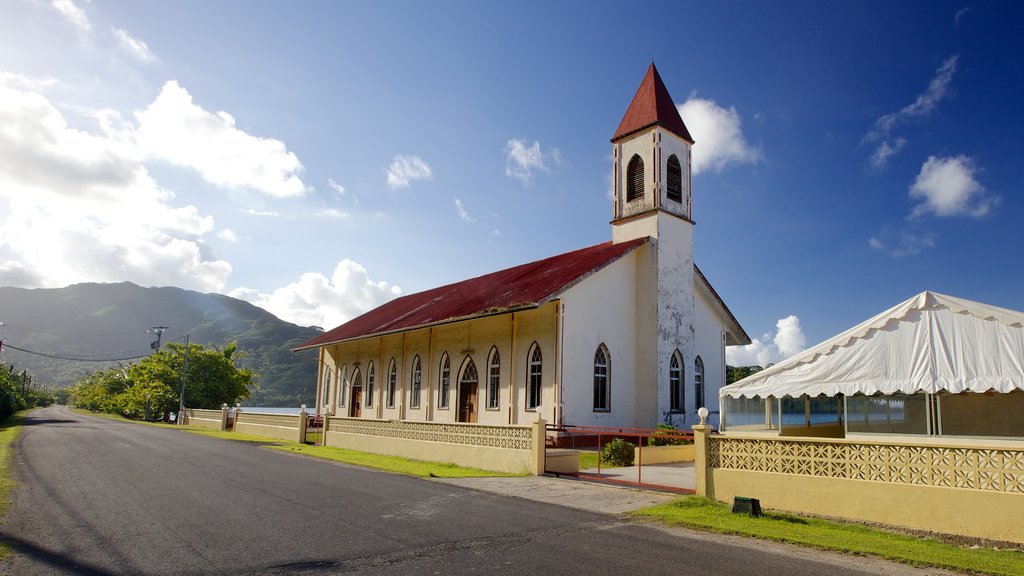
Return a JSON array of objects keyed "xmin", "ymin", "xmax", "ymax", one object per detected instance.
[
  {"xmin": 612, "ymin": 63, "xmax": 693, "ymax": 143},
  {"xmin": 294, "ymin": 238, "xmax": 649, "ymax": 350}
]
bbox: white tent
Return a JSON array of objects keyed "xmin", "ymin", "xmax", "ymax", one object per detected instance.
[{"xmin": 721, "ymin": 291, "xmax": 1024, "ymax": 400}]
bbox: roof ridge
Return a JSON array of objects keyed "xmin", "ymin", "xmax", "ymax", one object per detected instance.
[{"xmin": 611, "ymin": 63, "xmax": 693, "ymax": 143}]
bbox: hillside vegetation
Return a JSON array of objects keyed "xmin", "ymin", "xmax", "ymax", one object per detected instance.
[{"xmin": 0, "ymin": 282, "xmax": 320, "ymax": 406}]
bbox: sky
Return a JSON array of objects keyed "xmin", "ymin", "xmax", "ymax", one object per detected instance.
[{"xmin": 1, "ymin": 0, "xmax": 1022, "ymax": 367}]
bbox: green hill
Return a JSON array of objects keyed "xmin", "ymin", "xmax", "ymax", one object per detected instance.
[{"xmin": 0, "ymin": 282, "xmax": 321, "ymax": 406}]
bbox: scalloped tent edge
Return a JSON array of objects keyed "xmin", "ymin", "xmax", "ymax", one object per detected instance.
[{"xmin": 720, "ymin": 291, "xmax": 1024, "ymax": 399}]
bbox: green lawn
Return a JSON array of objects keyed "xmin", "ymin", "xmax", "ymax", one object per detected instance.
[
  {"xmin": 634, "ymin": 496, "xmax": 1024, "ymax": 576},
  {"xmin": 0, "ymin": 413, "xmax": 26, "ymax": 559}
]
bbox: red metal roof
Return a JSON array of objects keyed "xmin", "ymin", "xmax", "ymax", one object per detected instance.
[
  {"xmin": 611, "ymin": 63, "xmax": 694, "ymax": 143},
  {"xmin": 295, "ymin": 238, "xmax": 649, "ymax": 350}
]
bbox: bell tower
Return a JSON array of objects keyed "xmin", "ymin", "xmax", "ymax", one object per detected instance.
[
  {"xmin": 611, "ymin": 64, "xmax": 699, "ymax": 425},
  {"xmin": 611, "ymin": 63, "xmax": 695, "ymax": 242}
]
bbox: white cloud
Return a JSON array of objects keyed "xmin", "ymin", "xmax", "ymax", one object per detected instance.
[
  {"xmin": 328, "ymin": 178, "xmax": 345, "ymax": 196},
  {"xmin": 385, "ymin": 155, "xmax": 431, "ymax": 189},
  {"xmin": 678, "ymin": 98, "xmax": 761, "ymax": 174},
  {"xmin": 869, "ymin": 137, "xmax": 906, "ymax": 170},
  {"xmin": 726, "ymin": 315, "xmax": 806, "ymax": 367},
  {"xmin": 955, "ymin": 7, "xmax": 971, "ymax": 25},
  {"xmin": 229, "ymin": 259, "xmax": 401, "ymax": 328},
  {"xmin": 0, "ymin": 80, "xmax": 230, "ymax": 291},
  {"xmin": 868, "ymin": 231, "xmax": 936, "ymax": 257},
  {"xmin": 112, "ymin": 27, "xmax": 158, "ymax": 64},
  {"xmin": 504, "ymin": 139, "xmax": 556, "ymax": 184},
  {"xmin": 217, "ymin": 228, "xmax": 239, "ymax": 242},
  {"xmin": 135, "ymin": 81, "xmax": 307, "ymax": 198},
  {"xmin": 864, "ymin": 55, "xmax": 958, "ymax": 167},
  {"xmin": 0, "ymin": 72, "xmax": 58, "ymax": 91},
  {"xmin": 243, "ymin": 208, "xmax": 281, "ymax": 217},
  {"xmin": 51, "ymin": 0, "xmax": 90, "ymax": 32},
  {"xmin": 909, "ymin": 155, "xmax": 994, "ymax": 218},
  {"xmin": 454, "ymin": 197, "xmax": 474, "ymax": 222},
  {"xmin": 316, "ymin": 208, "xmax": 349, "ymax": 219},
  {"xmin": 489, "ymin": 229, "xmax": 501, "ymax": 243}
]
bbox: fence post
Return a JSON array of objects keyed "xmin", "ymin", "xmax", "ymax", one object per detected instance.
[
  {"xmin": 531, "ymin": 418, "xmax": 547, "ymax": 476},
  {"xmin": 219, "ymin": 403, "xmax": 228, "ymax": 431},
  {"xmin": 692, "ymin": 423, "xmax": 711, "ymax": 498},
  {"xmin": 298, "ymin": 404, "xmax": 308, "ymax": 444}
]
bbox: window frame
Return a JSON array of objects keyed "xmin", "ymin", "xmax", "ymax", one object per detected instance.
[
  {"xmin": 386, "ymin": 358, "xmax": 397, "ymax": 408},
  {"xmin": 669, "ymin": 350, "xmax": 684, "ymax": 413},
  {"xmin": 666, "ymin": 154, "xmax": 683, "ymax": 203},
  {"xmin": 365, "ymin": 362, "xmax": 375, "ymax": 408},
  {"xmin": 526, "ymin": 343, "xmax": 542, "ymax": 410},
  {"xmin": 486, "ymin": 347, "xmax": 500, "ymax": 411},
  {"xmin": 694, "ymin": 356, "xmax": 705, "ymax": 410},
  {"xmin": 410, "ymin": 355, "xmax": 422, "ymax": 409},
  {"xmin": 438, "ymin": 353, "xmax": 451, "ymax": 409},
  {"xmin": 593, "ymin": 344, "xmax": 610, "ymax": 412},
  {"xmin": 626, "ymin": 154, "xmax": 645, "ymax": 202},
  {"xmin": 338, "ymin": 365, "xmax": 347, "ymax": 407}
]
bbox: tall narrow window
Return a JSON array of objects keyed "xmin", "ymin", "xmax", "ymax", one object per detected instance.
[
  {"xmin": 487, "ymin": 347, "xmax": 500, "ymax": 410},
  {"xmin": 593, "ymin": 344, "xmax": 610, "ymax": 412},
  {"xmin": 667, "ymin": 154, "xmax": 682, "ymax": 203},
  {"xmin": 670, "ymin": 350, "xmax": 684, "ymax": 412},
  {"xmin": 338, "ymin": 365, "xmax": 347, "ymax": 407},
  {"xmin": 386, "ymin": 359, "xmax": 397, "ymax": 408},
  {"xmin": 438, "ymin": 353, "xmax": 451, "ymax": 409},
  {"xmin": 694, "ymin": 356, "xmax": 705, "ymax": 410},
  {"xmin": 410, "ymin": 356, "xmax": 421, "ymax": 409},
  {"xmin": 527, "ymin": 344, "xmax": 542, "ymax": 410},
  {"xmin": 626, "ymin": 155, "xmax": 644, "ymax": 201},
  {"xmin": 366, "ymin": 362, "xmax": 375, "ymax": 408}
]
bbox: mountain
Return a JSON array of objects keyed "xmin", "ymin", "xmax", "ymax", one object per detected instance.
[{"xmin": 0, "ymin": 282, "xmax": 321, "ymax": 406}]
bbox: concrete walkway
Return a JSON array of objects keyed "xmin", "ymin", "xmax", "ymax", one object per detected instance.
[
  {"xmin": 579, "ymin": 461, "xmax": 696, "ymax": 492},
  {"xmin": 435, "ymin": 471, "xmax": 685, "ymax": 515}
]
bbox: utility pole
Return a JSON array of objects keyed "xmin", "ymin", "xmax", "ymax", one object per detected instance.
[{"xmin": 178, "ymin": 334, "xmax": 189, "ymax": 425}]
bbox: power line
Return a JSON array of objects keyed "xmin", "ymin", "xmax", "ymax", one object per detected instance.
[{"xmin": 1, "ymin": 342, "xmax": 153, "ymax": 362}]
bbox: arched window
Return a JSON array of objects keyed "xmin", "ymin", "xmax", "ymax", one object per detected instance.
[
  {"xmin": 410, "ymin": 356, "xmax": 422, "ymax": 409},
  {"xmin": 321, "ymin": 366, "xmax": 331, "ymax": 406},
  {"xmin": 487, "ymin": 347, "xmax": 500, "ymax": 410},
  {"xmin": 670, "ymin": 350, "xmax": 684, "ymax": 412},
  {"xmin": 438, "ymin": 353, "xmax": 451, "ymax": 409},
  {"xmin": 366, "ymin": 362, "xmax": 375, "ymax": 408},
  {"xmin": 340, "ymin": 365, "xmax": 349, "ymax": 408},
  {"xmin": 626, "ymin": 155, "xmax": 644, "ymax": 201},
  {"xmin": 593, "ymin": 344, "xmax": 610, "ymax": 412},
  {"xmin": 527, "ymin": 344, "xmax": 542, "ymax": 410},
  {"xmin": 667, "ymin": 154, "xmax": 682, "ymax": 203},
  {"xmin": 386, "ymin": 359, "xmax": 397, "ymax": 408},
  {"xmin": 694, "ymin": 356, "xmax": 705, "ymax": 410}
]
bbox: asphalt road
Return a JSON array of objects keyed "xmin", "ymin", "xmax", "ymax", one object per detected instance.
[{"xmin": 1, "ymin": 406, "xmax": 949, "ymax": 576}]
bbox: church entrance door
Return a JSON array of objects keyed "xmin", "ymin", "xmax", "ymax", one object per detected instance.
[
  {"xmin": 458, "ymin": 360, "xmax": 478, "ymax": 423},
  {"xmin": 350, "ymin": 372, "xmax": 362, "ymax": 418}
]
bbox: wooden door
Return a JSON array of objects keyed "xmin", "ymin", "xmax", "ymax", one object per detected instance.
[
  {"xmin": 458, "ymin": 360, "xmax": 478, "ymax": 423},
  {"xmin": 350, "ymin": 371, "xmax": 363, "ymax": 418}
]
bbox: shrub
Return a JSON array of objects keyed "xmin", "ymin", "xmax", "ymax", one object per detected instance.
[
  {"xmin": 647, "ymin": 422, "xmax": 690, "ymax": 446},
  {"xmin": 601, "ymin": 438, "xmax": 635, "ymax": 467}
]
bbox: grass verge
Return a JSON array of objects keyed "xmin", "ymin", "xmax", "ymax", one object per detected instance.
[
  {"xmin": 0, "ymin": 413, "xmax": 26, "ymax": 559},
  {"xmin": 634, "ymin": 496, "xmax": 1024, "ymax": 576},
  {"xmin": 74, "ymin": 410, "xmax": 520, "ymax": 479}
]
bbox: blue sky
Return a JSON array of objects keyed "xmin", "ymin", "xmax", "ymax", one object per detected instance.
[{"xmin": 1, "ymin": 1, "xmax": 1021, "ymax": 366}]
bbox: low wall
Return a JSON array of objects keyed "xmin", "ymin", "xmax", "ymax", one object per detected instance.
[
  {"xmin": 234, "ymin": 412, "xmax": 303, "ymax": 443},
  {"xmin": 325, "ymin": 417, "xmax": 544, "ymax": 475},
  {"xmin": 185, "ymin": 408, "xmax": 224, "ymax": 431},
  {"xmin": 695, "ymin": 429, "xmax": 1024, "ymax": 544},
  {"xmin": 635, "ymin": 444, "xmax": 694, "ymax": 465}
]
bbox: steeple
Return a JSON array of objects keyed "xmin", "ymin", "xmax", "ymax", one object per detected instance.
[
  {"xmin": 612, "ymin": 63, "xmax": 693, "ymax": 144},
  {"xmin": 610, "ymin": 63, "xmax": 694, "ymax": 242}
]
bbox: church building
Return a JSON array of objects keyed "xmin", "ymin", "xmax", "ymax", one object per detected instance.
[{"xmin": 295, "ymin": 64, "xmax": 750, "ymax": 429}]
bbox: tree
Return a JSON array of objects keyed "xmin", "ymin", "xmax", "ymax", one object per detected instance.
[{"xmin": 129, "ymin": 341, "xmax": 254, "ymax": 412}]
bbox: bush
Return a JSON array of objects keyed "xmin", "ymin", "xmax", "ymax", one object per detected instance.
[
  {"xmin": 601, "ymin": 438, "xmax": 635, "ymax": 467},
  {"xmin": 647, "ymin": 422, "xmax": 691, "ymax": 447}
]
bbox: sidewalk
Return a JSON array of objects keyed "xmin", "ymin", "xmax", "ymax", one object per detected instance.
[
  {"xmin": 579, "ymin": 461, "xmax": 695, "ymax": 493},
  {"xmin": 433, "ymin": 467, "xmax": 686, "ymax": 515}
]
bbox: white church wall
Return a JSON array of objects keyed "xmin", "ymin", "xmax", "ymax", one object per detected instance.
[
  {"xmin": 654, "ymin": 211, "xmax": 696, "ymax": 428},
  {"xmin": 695, "ymin": 287, "xmax": 727, "ymax": 427},
  {"xmin": 559, "ymin": 250, "xmax": 640, "ymax": 427}
]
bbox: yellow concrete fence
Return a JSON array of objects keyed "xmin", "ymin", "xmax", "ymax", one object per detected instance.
[
  {"xmin": 692, "ymin": 425, "xmax": 1024, "ymax": 544},
  {"xmin": 325, "ymin": 416, "xmax": 546, "ymax": 475},
  {"xmin": 183, "ymin": 408, "xmax": 226, "ymax": 431},
  {"xmin": 233, "ymin": 411, "xmax": 306, "ymax": 443}
]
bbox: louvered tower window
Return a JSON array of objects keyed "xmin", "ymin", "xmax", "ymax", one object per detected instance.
[
  {"xmin": 667, "ymin": 155, "xmax": 682, "ymax": 203},
  {"xmin": 626, "ymin": 155, "xmax": 644, "ymax": 201}
]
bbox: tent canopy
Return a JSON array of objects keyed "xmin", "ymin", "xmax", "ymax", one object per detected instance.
[{"xmin": 721, "ymin": 291, "xmax": 1024, "ymax": 399}]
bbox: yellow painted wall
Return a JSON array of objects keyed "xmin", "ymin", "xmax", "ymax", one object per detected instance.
[
  {"xmin": 707, "ymin": 467, "xmax": 1024, "ymax": 544},
  {"xmin": 635, "ymin": 444, "xmax": 695, "ymax": 464},
  {"xmin": 324, "ymin": 430, "xmax": 533, "ymax": 474}
]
